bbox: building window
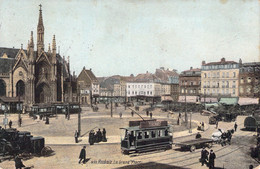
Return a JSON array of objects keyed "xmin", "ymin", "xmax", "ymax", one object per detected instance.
[
  {"xmin": 233, "ymin": 72, "xmax": 236, "ymax": 77},
  {"xmin": 240, "ymin": 78, "xmax": 243, "ymax": 84},
  {"xmin": 240, "ymin": 87, "xmax": 243, "ymax": 94},
  {"xmin": 226, "ymin": 72, "xmax": 229, "ymax": 78},
  {"xmin": 217, "ymin": 72, "xmax": 220, "ymax": 77},
  {"xmin": 222, "ymin": 72, "xmax": 225, "ymax": 78},
  {"xmin": 232, "ymin": 89, "xmax": 235, "ymax": 95},
  {"xmin": 204, "ymin": 73, "xmax": 207, "ymax": 78},
  {"xmin": 248, "ymin": 77, "xmax": 251, "ymax": 83}
]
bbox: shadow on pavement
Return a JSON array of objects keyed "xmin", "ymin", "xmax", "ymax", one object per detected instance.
[{"xmin": 115, "ymin": 162, "xmax": 189, "ymax": 169}]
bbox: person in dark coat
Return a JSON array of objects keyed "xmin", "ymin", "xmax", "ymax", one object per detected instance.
[
  {"xmin": 234, "ymin": 122, "xmax": 238, "ymax": 132},
  {"xmin": 201, "ymin": 147, "xmax": 209, "ymax": 166},
  {"xmin": 15, "ymin": 155, "xmax": 25, "ymax": 169},
  {"xmin": 97, "ymin": 129, "xmax": 102, "ymax": 142},
  {"xmin": 79, "ymin": 146, "xmax": 86, "ymax": 164},
  {"xmin": 9, "ymin": 120, "xmax": 12, "ymax": 128},
  {"xmin": 216, "ymin": 121, "xmax": 218, "ymax": 129},
  {"xmin": 146, "ymin": 111, "xmax": 149, "ymax": 116},
  {"xmin": 131, "ymin": 111, "xmax": 134, "ymax": 117},
  {"xmin": 209, "ymin": 149, "xmax": 216, "ymax": 169},
  {"xmin": 89, "ymin": 130, "xmax": 94, "ymax": 145},
  {"xmin": 102, "ymin": 128, "xmax": 107, "ymax": 142},
  {"xmin": 150, "ymin": 112, "xmax": 153, "ymax": 119},
  {"xmin": 196, "ymin": 132, "xmax": 202, "ymax": 139}
]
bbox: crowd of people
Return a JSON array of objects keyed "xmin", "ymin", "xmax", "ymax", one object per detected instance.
[{"xmin": 88, "ymin": 128, "xmax": 107, "ymax": 145}]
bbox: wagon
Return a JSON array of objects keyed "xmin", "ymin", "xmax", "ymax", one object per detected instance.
[{"xmin": 175, "ymin": 138, "xmax": 214, "ymax": 152}]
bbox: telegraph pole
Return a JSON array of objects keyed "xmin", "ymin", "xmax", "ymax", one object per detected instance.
[
  {"xmin": 184, "ymin": 81, "xmax": 187, "ymax": 125},
  {"xmin": 78, "ymin": 108, "xmax": 81, "ymax": 136}
]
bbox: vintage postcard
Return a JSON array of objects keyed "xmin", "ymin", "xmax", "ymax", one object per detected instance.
[{"xmin": 0, "ymin": 0, "xmax": 259, "ymax": 169}]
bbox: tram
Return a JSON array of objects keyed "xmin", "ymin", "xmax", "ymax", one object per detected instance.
[{"xmin": 120, "ymin": 119, "xmax": 172, "ymax": 155}]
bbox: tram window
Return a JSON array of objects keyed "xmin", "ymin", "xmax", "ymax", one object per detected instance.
[
  {"xmin": 158, "ymin": 130, "xmax": 161, "ymax": 137},
  {"xmin": 165, "ymin": 129, "xmax": 169, "ymax": 136},
  {"xmin": 137, "ymin": 132, "xmax": 142, "ymax": 139},
  {"xmin": 144, "ymin": 131, "xmax": 149, "ymax": 138},
  {"xmin": 151, "ymin": 131, "xmax": 156, "ymax": 138}
]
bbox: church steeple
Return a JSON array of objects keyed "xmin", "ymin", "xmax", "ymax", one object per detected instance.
[{"xmin": 37, "ymin": 4, "xmax": 44, "ymax": 56}]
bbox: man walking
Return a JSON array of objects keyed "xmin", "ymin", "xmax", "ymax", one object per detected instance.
[
  {"xmin": 209, "ymin": 149, "xmax": 216, "ymax": 169},
  {"xmin": 79, "ymin": 146, "xmax": 86, "ymax": 164},
  {"xmin": 216, "ymin": 121, "xmax": 218, "ymax": 129},
  {"xmin": 200, "ymin": 147, "xmax": 209, "ymax": 166},
  {"xmin": 234, "ymin": 122, "xmax": 238, "ymax": 132}
]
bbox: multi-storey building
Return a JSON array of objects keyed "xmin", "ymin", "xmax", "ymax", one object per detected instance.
[
  {"xmin": 239, "ymin": 62, "xmax": 260, "ymax": 98},
  {"xmin": 179, "ymin": 67, "xmax": 201, "ymax": 99},
  {"xmin": 201, "ymin": 58, "xmax": 239, "ymax": 97},
  {"xmin": 77, "ymin": 67, "xmax": 99, "ymax": 105}
]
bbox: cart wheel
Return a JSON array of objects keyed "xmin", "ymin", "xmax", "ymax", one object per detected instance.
[
  {"xmin": 190, "ymin": 145, "xmax": 196, "ymax": 152},
  {"xmin": 41, "ymin": 146, "xmax": 52, "ymax": 156}
]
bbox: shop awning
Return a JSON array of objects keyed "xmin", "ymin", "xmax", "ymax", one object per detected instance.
[
  {"xmin": 219, "ymin": 97, "xmax": 238, "ymax": 105},
  {"xmin": 238, "ymin": 97, "xmax": 259, "ymax": 105}
]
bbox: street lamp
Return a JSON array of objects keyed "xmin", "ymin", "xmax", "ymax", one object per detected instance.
[{"xmin": 18, "ymin": 82, "xmax": 21, "ymax": 127}]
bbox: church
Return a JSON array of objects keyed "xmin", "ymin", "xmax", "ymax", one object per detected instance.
[{"xmin": 0, "ymin": 5, "xmax": 77, "ymax": 112}]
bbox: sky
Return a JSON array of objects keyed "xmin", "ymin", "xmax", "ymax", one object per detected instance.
[{"xmin": 0, "ymin": 0, "xmax": 259, "ymax": 77}]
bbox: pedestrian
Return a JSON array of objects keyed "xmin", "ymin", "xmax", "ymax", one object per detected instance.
[
  {"xmin": 89, "ymin": 130, "xmax": 94, "ymax": 145},
  {"xmin": 18, "ymin": 117, "xmax": 22, "ymax": 126},
  {"xmin": 216, "ymin": 121, "xmax": 218, "ymax": 129},
  {"xmin": 15, "ymin": 154, "xmax": 25, "ymax": 169},
  {"xmin": 146, "ymin": 111, "xmax": 149, "ymax": 116},
  {"xmin": 45, "ymin": 116, "xmax": 49, "ymax": 124},
  {"xmin": 102, "ymin": 128, "xmax": 107, "ymax": 142},
  {"xmin": 131, "ymin": 111, "xmax": 134, "ymax": 117},
  {"xmin": 150, "ymin": 112, "xmax": 153, "ymax": 119},
  {"xmin": 75, "ymin": 130, "xmax": 79, "ymax": 143},
  {"xmin": 196, "ymin": 132, "xmax": 202, "ymax": 139},
  {"xmin": 200, "ymin": 147, "xmax": 209, "ymax": 166},
  {"xmin": 234, "ymin": 122, "xmax": 238, "ymax": 132},
  {"xmin": 79, "ymin": 146, "xmax": 86, "ymax": 164},
  {"xmin": 208, "ymin": 149, "xmax": 216, "ymax": 169},
  {"xmin": 202, "ymin": 122, "xmax": 205, "ymax": 131},
  {"xmin": 249, "ymin": 165, "xmax": 254, "ymax": 169},
  {"xmin": 9, "ymin": 120, "xmax": 12, "ymax": 128},
  {"xmin": 97, "ymin": 129, "xmax": 102, "ymax": 142},
  {"xmin": 119, "ymin": 112, "xmax": 122, "ymax": 119}
]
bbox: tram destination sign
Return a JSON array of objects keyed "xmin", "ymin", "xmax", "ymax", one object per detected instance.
[{"xmin": 140, "ymin": 120, "xmax": 167, "ymax": 128}]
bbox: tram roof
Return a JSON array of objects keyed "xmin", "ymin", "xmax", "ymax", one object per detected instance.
[{"xmin": 120, "ymin": 125, "xmax": 168, "ymax": 131}]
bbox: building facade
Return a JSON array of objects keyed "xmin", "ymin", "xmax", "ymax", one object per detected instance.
[
  {"xmin": 239, "ymin": 62, "xmax": 260, "ymax": 98},
  {"xmin": 0, "ymin": 6, "xmax": 74, "ymax": 111},
  {"xmin": 201, "ymin": 58, "xmax": 239, "ymax": 97},
  {"xmin": 77, "ymin": 67, "xmax": 99, "ymax": 105},
  {"xmin": 179, "ymin": 67, "xmax": 201, "ymax": 96}
]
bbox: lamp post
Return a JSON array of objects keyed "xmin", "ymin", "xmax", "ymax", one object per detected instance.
[
  {"xmin": 184, "ymin": 81, "xmax": 187, "ymax": 125},
  {"xmin": 110, "ymin": 90, "xmax": 113, "ymax": 117},
  {"xmin": 78, "ymin": 84, "xmax": 81, "ymax": 136},
  {"xmin": 18, "ymin": 82, "xmax": 21, "ymax": 127}
]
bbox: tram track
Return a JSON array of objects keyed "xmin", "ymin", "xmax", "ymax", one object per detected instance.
[{"xmin": 135, "ymin": 129, "xmax": 255, "ymax": 167}]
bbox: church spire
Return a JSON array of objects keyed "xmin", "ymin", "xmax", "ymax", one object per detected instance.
[
  {"xmin": 37, "ymin": 4, "xmax": 44, "ymax": 56},
  {"xmin": 30, "ymin": 31, "xmax": 34, "ymax": 47}
]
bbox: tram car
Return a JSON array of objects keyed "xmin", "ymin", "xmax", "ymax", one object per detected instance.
[{"xmin": 120, "ymin": 119, "xmax": 172, "ymax": 155}]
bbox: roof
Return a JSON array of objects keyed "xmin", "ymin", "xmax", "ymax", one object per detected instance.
[
  {"xmin": 204, "ymin": 61, "xmax": 237, "ymax": 66},
  {"xmin": 0, "ymin": 47, "xmax": 21, "ymax": 59},
  {"xmin": 0, "ymin": 58, "xmax": 15, "ymax": 73},
  {"xmin": 0, "ymin": 96, "xmax": 24, "ymax": 103},
  {"xmin": 183, "ymin": 68, "xmax": 201, "ymax": 72},
  {"xmin": 155, "ymin": 68, "xmax": 179, "ymax": 83},
  {"xmin": 84, "ymin": 69, "xmax": 97, "ymax": 82},
  {"xmin": 134, "ymin": 72, "xmax": 160, "ymax": 82}
]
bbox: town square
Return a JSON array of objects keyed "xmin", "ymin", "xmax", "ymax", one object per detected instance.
[{"xmin": 0, "ymin": 1, "xmax": 259, "ymax": 169}]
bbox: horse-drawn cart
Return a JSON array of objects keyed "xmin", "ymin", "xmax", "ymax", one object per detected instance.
[{"xmin": 175, "ymin": 138, "xmax": 214, "ymax": 152}]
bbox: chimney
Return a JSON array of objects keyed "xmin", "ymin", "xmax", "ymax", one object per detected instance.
[
  {"xmin": 202, "ymin": 61, "xmax": 206, "ymax": 65},
  {"xmin": 160, "ymin": 67, "xmax": 164, "ymax": 70},
  {"xmin": 221, "ymin": 58, "xmax": 225, "ymax": 62},
  {"xmin": 90, "ymin": 68, "xmax": 92, "ymax": 71},
  {"xmin": 146, "ymin": 71, "xmax": 148, "ymax": 73},
  {"xmin": 83, "ymin": 66, "xmax": 85, "ymax": 70},
  {"xmin": 190, "ymin": 67, "xmax": 193, "ymax": 70}
]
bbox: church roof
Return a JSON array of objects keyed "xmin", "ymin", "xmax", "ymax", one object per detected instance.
[{"xmin": 0, "ymin": 47, "xmax": 21, "ymax": 59}]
